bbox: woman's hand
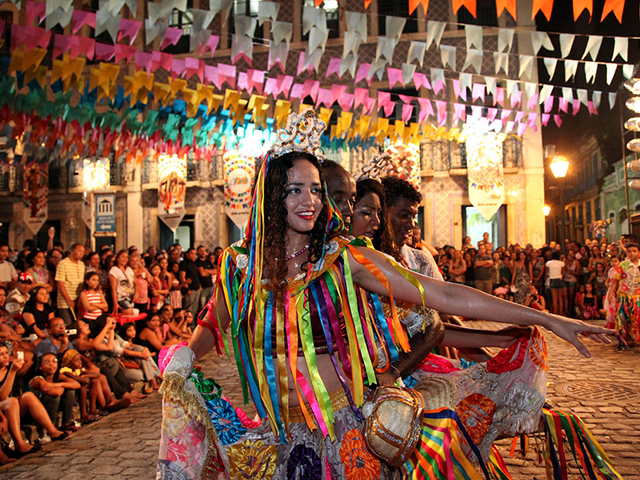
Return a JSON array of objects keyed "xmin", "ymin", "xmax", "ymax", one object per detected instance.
[
  {"xmin": 547, "ymin": 315, "xmax": 613, "ymax": 358},
  {"xmin": 10, "ymin": 357, "xmax": 25, "ymax": 372},
  {"xmin": 112, "ymin": 304, "xmax": 119, "ymax": 315}
]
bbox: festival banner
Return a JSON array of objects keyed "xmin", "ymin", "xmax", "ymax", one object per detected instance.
[
  {"xmin": 224, "ymin": 152, "xmax": 255, "ymax": 229},
  {"xmin": 158, "ymin": 154, "xmax": 187, "ymax": 231},
  {"xmin": 23, "ymin": 154, "xmax": 48, "ymax": 235},
  {"xmin": 466, "ymin": 132, "xmax": 505, "ymax": 220}
]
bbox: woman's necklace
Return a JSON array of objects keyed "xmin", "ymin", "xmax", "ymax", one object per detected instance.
[{"xmin": 284, "ymin": 242, "xmax": 310, "ymax": 262}]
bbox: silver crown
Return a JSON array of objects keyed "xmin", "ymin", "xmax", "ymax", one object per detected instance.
[{"xmin": 271, "ymin": 107, "xmax": 326, "ymax": 161}]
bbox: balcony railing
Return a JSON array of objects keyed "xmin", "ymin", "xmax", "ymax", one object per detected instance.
[{"xmin": 420, "ymin": 137, "xmax": 522, "ymax": 172}]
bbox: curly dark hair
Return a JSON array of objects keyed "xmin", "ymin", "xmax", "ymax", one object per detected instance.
[
  {"xmin": 381, "ymin": 176, "xmax": 422, "ymax": 207},
  {"xmin": 354, "ymin": 179, "xmax": 397, "ymax": 259},
  {"xmin": 256, "ymin": 152, "xmax": 336, "ymax": 288}
]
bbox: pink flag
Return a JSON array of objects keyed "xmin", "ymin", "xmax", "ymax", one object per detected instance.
[
  {"xmin": 510, "ymin": 91, "xmax": 522, "ymax": 109},
  {"xmin": 383, "ymin": 101, "xmax": 395, "ymax": 117},
  {"xmin": 559, "ymin": 98, "xmax": 569, "ymax": 113},
  {"xmin": 218, "ymin": 64, "xmax": 236, "ymax": 88},
  {"xmin": 514, "ymin": 111, "xmax": 525, "ymax": 123},
  {"xmin": 151, "ymin": 51, "xmax": 173, "ymax": 72},
  {"xmin": 316, "ymin": 88, "xmax": 332, "ymax": 108},
  {"xmin": 387, "ymin": 67, "xmax": 404, "ymax": 88},
  {"xmin": 402, "ymin": 104, "xmax": 414, "ymax": 122},
  {"xmin": 472, "ymin": 83, "xmax": 485, "ymax": 103},
  {"xmin": 162, "ymin": 28, "xmax": 183, "ymax": 50},
  {"xmin": 302, "ymin": 79, "xmax": 320, "ymax": 102},
  {"xmin": 12, "ymin": 25, "xmax": 50, "ymax": 53},
  {"xmin": 114, "ymin": 44, "xmax": 136, "ymax": 63},
  {"xmin": 517, "ymin": 122, "xmax": 527, "ymax": 136},
  {"xmin": 247, "ymin": 69, "xmax": 264, "ymax": 95},
  {"xmin": 487, "ymin": 107, "xmax": 498, "ymax": 122},
  {"xmin": 264, "ymin": 78, "xmax": 277, "ymax": 97},
  {"xmin": 495, "ymin": 87, "xmax": 505, "ymax": 106},
  {"xmin": 69, "ymin": 35, "xmax": 95, "ymax": 60},
  {"xmin": 53, "ymin": 34, "xmax": 71, "ymax": 59},
  {"xmin": 94, "ymin": 43, "xmax": 114, "ymax": 61},
  {"xmin": 435, "ymin": 100, "xmax": 447, "ymax": 127},
  {"xmin": 541, "ymin": 113, "xmax": 550, "ymax": 126},
  {"xmin": 72, "ymin": 11, "xmax": 95, "ymax": 34},
  {"xmin": 26, "ymin": 1, "xmax": 46, "ymax": 26},
  {"xmin": 413, "ymin": 72, "xmax": 431, "ymax": 90},
  {"xmin": 527, "ymin": 93, "xmax": 539, "ymax": 110},
  {"xmin": 453, "ymin": 103, "xmax": 466, "ymax": 124},
  {"xmin": 200, "ymin": 35, "xmax": 219, "ymax": 56},
  {"xmin": 501, "ymin": 109, "xmax": 512, "ymax": 121},
  {"xmin": 136, "ymin": 51, "xmax": 153, "ymax": 74},
  {"xmin": 338, "ymin": 93, "xmax": 354, "ymax": 111},
  {"xmin": 572, "ymin": 99, "xmax": 580, "ymax": 115},
  {"xmin": 204, "ymin": 66, "xmax": 220, "ymax": 89},
  {"xmin": 326, "ymin": 58, "xmax": 341, "ymax": 78},
  {"xmin": 544, "ymin": 95, "xmax": 554, "ymax": 113},
  {"xmin": 363, "ymin": 97, "xmax": 376, "ymax": 116},
  {"xmin": 452, "ymin": 79, "xmax": 463, "ymax": 101},
  {"xmin": 418, "ymin": 98, "xmax": 433, "ymax": 123},
  {"xmin": 355, "ymin": 63, "xmax": 371, "ymax": 84},
  {"xmin": 276, "ymin": 74, "xmax": 293, "ymax": 98},
  {"xmin": 377, "ymin": 91, "xmax": 392, "ymax": 112},
  {"xmin": 527, "ymin": 112, "xmax": 538, "ymax": 129},
  {"xmin": 398, "ymin": 94, "xmax": 414, "ymax": 104},
  {"xmin": 554, "ymin": 115, "xmax": 562, "ymax": 127},
  {"xmin": 289, "ymin": 83, "xmax": 303, "ymax": 100},
  {"xmin": 330, "ymin": 84, "xmax": 346, "ymax": 106},
  {"xmin": 354, "ymin": 88, "xmax": 368, "ymax": 110},
  {"xmin": 171, "ymin": 58, "xmax": 187, "ymax": 78},
  {"xmin": 237, "ymin": 72, "xmax": 248, "ymax": 92},
  {"xmin": 505, "ymin": 121, "xmax": 515, "ymax": 133},
  {"xmin": 185, "ymin": 58, "xmax": 204, "ymax": 82},
  {"xmin": 432, "ymin": 79, "xmax": 445, "ymax": 96},
  {"xmin": 118, "ymin": 19, "xmax": 142, "ymax": 45},
  {"xmin": 588, "ymin": 101, "xmax": 598, "ymax": 115}
]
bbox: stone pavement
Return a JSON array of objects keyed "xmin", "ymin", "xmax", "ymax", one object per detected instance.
[{"xmin": 1, "ymin": 321, "xmax": 639, "ymax": 479}]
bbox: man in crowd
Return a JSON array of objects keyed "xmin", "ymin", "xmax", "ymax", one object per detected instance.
[
  {"xmin": 6, "ymin": 272, "xmax": 32, "ymax": 316},
  {"xmin": 196, "ymin": 245, "xmax": 216, "ymax": 325},
  {"xmin": 0, "ymin": 242, "xmax": 18, "ymax": 290},
  {"xmin": 474, "ymin": 245, "xmax": 494, "ymax": 294},
  {"xmin": 179, "ymin": 247, "xmax": 201, "ymax": 322},
  {"xmin": 55, "ymin": 243, "xmax": 85, "ymax": 326},
  {"xmin": 34, "ymin": 317, "xmax": 76, "ymax": 360},
  {"xmin": 321, "ymin": 160, "xmax": 357, "ymax": 229}
]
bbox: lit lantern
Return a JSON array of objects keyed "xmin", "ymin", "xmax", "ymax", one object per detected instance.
[
  {"xmin": 625, "ymin": 97, "xmax": 640, "ymax": 114},
  {"xmin": 625, "ymin": 79, "xmax": 640, "ymax": 95},
  {"xmin": 543, "ymin": 205, "xmax": 550, "ymax": 216},
  {"xmin": 627, "ymin": 139, "xmax": 640, "ymax": 152},
  {"xmin": 549, "ymin": 155, "xmax": 569, "ymax": 179},
  {"xmin": 624, "ymin": 118, "xmax": 640, "ymax": 131},
  {"xmin": 628, "ymin": 160, "xmax": 640, "ymax": 172}
]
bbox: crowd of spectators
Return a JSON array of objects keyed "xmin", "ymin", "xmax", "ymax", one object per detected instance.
[
  {"xmin": 430, "ymin": 233, "xmax": 631, "ymax": 326},
  {"xmin": 0, "ymin": 228, "xmax": 224, "ymax": 464}
]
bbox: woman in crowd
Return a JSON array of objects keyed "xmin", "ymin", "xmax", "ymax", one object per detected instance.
[
  {"xmin": 492, "ymin": 251, "xmax": 503, "ymax": 292},
  {"xmin": 350, "ymin": 178, "xmax": 393, "ymax": 254},
  {"xmin": 0, "ymin": 344, "xmax": 68, "ymax": 458},
  {"xmin": 166, "ymin": 261, "xmax": 183, "ymax": 309},
  {"xmin": 137, "ymin": 313, "xmax": 182, "ymax": 356},
  {"xmin": 129, "ymin": 252, "xmax": 149, "ymax": 314},
  {"xmin": 511, "ymin": 250, "xmax": 532, "ymax": 304},
  {"xmin": 590, "ymin": 261, "xmax": 608, "ymax": 309},
  {"xmin": 530, "ymin": 248, "xmax": 545, "ymax": 294},
  {"xmin": 116, "ymin": 322, "xmax": 161, "ymax": 391},
  {"xmin": 588, "ymin": 244, "xmax": 608, "ymax": 274},
  {"xmin": 547, "ymin": 250, "xmax": 567, "ymax": 315},
  {"xmin": 564, "ymin": 250, "xmax": 580, "ymax": 317},
  {"xmin": 78, "ymin": 272, "xmax": 108, "ymax": 322},
  {"xmin": 86, "ymin": 251, "xmax": 110, "ymax": 296},
  {"xmin": 149, "ymin": 263, "xmax": 169, "ymax": 312},
  {"xmin": 159, "ymin": 112, "xmax": 612, "ymax": 478},
  {"xmin": 449, "ymin": 249, "xmax": 467, "ymax": 284},
  {"xmin": 26, "ymin": 250, "xmax": 54, "ymax": 294},
  {"xmin": 29, "ymin": 353, "xmax": 81, "ymax": 432},
  {"xmin": 22, "ymin": 286, "xmax": 54, "ymax": 341},
  {"xmin": 463, "ymin": 250, "xmax": 475, "ymax": 286},
  {"xmin": 0, "ymin": 288, "xmax": 34, "ymax": 365},
  {"xmin": 109, "ymin": 250, "xmax": 135, "ymax": 315}
]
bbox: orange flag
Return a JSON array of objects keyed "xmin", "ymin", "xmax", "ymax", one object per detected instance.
[
  {"xmin": 452, "ymin": 0, "xmax": 476, "ymax": 17},
  {"xmin": 496, "ymin": 0, "xmax": 517, "ymax": 19},
  {"xmin": 409, "ymin": 0, "xmax": 429, "ymax": 15},
  {"xmin": 531, "ymin": 0, "xmax": 553, "ymax": 20},
  {"xmin": 573, "ymin": 0, "xmax": 592, "ymax": 20},
  {"xmin": 364, "ymin": 0, "xmax": 372, "ymax": 8},
  {"xmin": 601, "ymin": 0, "xmax": 625, "ymax": 22}
]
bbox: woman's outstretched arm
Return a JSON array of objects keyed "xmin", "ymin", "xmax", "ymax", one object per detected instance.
[
  {"xmin": 188, "ymin": 285, "xmax": 231, "ymax": 360},
  {"xmin": 349, "ymin": 245, "xmax": 612, "ymax": 358}
]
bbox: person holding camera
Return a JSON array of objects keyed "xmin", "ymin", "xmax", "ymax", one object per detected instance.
[
  {"xmin": 524, "ymin": 285, "xmax": 548, "ymax": 312},
  {"xmin": 33, "ymin": 317, "xmax": 76, "ymax": 362}
]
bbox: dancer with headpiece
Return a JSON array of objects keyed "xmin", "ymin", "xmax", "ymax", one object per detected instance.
[{"xmin": 158, "ymin": 108, "xmax": 613, "ymax": 480}]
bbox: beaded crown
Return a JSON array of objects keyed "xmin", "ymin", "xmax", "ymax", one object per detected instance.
[{"xmin": 271, "ymin": 107, "xmax": 326, "ymax": 161}]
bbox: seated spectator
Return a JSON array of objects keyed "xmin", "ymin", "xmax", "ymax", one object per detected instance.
[
  {"xmin": 78, "ymin": 272, "xmax": 108, "ymax": 322},
  {"xmin": 0, "ymin": 243, "xmax": 18, "ymax": 291},
  {"xmin": 34, "ymin": 318, "xmax": 75, "ymax": 362},
  {"xmin": 137, "ymin": 313, "xmax": 182, "ymax": 356},
  {"xmin": 0, "ymin": 287, "xmax": 34, "ymax": 370},
  {"xmin": 5, "ymin": 272, "xmax": 32, "ymax": 317},
  {"xmin": 26, "ymin": 250, "xmax": 54, "ymax": 293},
  {"xmin": 167, "ymin": 261, "xmax": 184, "ymax": 309},
  {"xmin": 29, "ymin": 353, "xmax": 81, "ymax": 432},
  {"xmin": 168, "ymin": 308, "xmax": 192, "ymax": 339},
  {"xmin": 0, "ymin": 344, "xmax": 68, "ymax": 459},
  {"xmin": 524, "ymin": 285, "xmax": 548, "ymax": 312},
  {"xmin": 72, "ymin": 316, "xmax": 145, "ymax": 404},
  {"xmin": 116, "ymin": 322, "xmax": 161, "ymax": 391},
  {"xmin": 21, "ymin": 286, "xmax": 54, "ymax": 343}
]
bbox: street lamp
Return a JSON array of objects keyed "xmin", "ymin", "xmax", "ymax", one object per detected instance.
[
  {"xmin": 543, "ymin": 205, "xmax": 550, "ymax": 216},
  {"xmin": 549, "ymin": 154, "xmax": 569, "ymax": 253}
]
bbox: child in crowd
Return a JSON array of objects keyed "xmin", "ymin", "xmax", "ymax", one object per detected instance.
[
  {"xmin": 609, "ymin": 242, "xmax": 640, "ymax": 351},
  {"xmin": 580, "ymin": 283, "xmax": 600, "ymax": 320},
  {"xmin": 604, "ymin": 255, "xmax": 620, "ymax": 329},
  {"xmin": 78, "ymin": 272, "xmax": 108, "ymax": 322},
  {"xmin": 60, "ymin": 349, "xmax": 101, "ymax": 423}
]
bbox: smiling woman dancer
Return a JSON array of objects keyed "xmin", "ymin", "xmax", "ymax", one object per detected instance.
[{"xmin": 158, "ymin": 109, "xmax": 612, "ymax": 480}]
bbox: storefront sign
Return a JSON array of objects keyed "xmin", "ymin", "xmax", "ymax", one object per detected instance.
[
  {"xmin": 22, "ymin": 154, "xmax": 48, "ymax": 235},
  {"xmin": 466, "ymin": 133, "xmax": 505, "ymax": 221},
  {"xmin": 224, "ymin": 153, "xmax": 255, "ymax": 229},
  {"xmin": 158, "ymin": 154, "xmax": 187, "ymax": 231},
  {"xmin": 95, "ymin": 193, "xmax": 116, "ymax": 234}
]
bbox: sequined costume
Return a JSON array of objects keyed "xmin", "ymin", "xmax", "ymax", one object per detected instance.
[{"xmin": 613, "ymin": 259, "xmax": 640, "ymax": 346}]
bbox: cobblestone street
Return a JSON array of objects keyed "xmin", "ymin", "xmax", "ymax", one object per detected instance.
[{"xmin": 2, "ymin": 321, "xmax": 639, "ymax": 479}]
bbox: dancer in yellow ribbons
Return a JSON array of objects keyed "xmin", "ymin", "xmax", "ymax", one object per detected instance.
[{"xmin": 158, "ymin": 108, "xmax": 612, "ymax": 480}]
